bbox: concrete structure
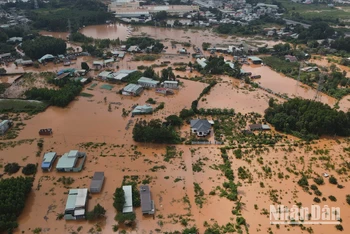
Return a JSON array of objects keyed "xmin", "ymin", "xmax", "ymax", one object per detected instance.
[
  {"xmin": 163, "ymin": 80, "xmax": 178, "ymax": 89},
  {"xmin": 190, "ymin": 119, "xmax": 211, "ymax": 137},
  {"xmin": 0, "ymin": 120, "xmax": 12, "ymax": 135},
  {"xmin": 64, "ymin": 188, "xmax": 88, "ymax": 220},
  {"xmin": 90, "ymin": 172, "xmax": 105, "ymax": 193},
  {"xmin": 140, "ymin": 185, "xmax": 155, "ymax": 215},
  {"xmin": 56, "ymin": 150, "xmax": 87, "ymax": 172},
  {"xmin": 248, "ymin": 56, "xmax": 262, "ymax": 64},
  {"xmin": 122, "ymin": 185, "xmax": 133, "ymax": 213},
  {"xmin": 110, "ymin": 0, "xmax": 199, "ymax": 18},
  {"xmin": 138, "ymin": 77, "xmax": 159, "ymax": 88},
  {"xmin": 196, "ymin": 58, "xmax": 207, "ymax": 68},
  {"xmin": 122, "ymin": 84, "xmax": 143, "ymax": 96},
  {"xmin": 132, "ymin": 104, "xmax": 153, "ymax": 115},
  {"xmin": 41, "ymin": 152, "xmax": 57, "ymax": 172}
]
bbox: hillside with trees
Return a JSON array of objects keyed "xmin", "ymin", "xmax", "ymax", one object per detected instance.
[
  {"xmin": 0, "ymin": 177, "xmax": 33, "ymax": 233},
  {"xmin": 265, "ymin": 98, "xmax": 350, "ymax": 140},
  {"xmin": 22, "ymin": 36, "xmax": 66, "ymax": 59}
]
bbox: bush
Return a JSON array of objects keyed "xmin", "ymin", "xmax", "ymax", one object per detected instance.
[
  {"xmin": 86, "ymin": 204, "xmax": 106, "ymax": 220},
  {"xmin": 313, "ymin": 197, "xmax": 321, "ymax": 203},
  {"xmin": 329, "ymin": 195, "xmax": 337, "ymax": 202},
  {"xmin": 22, "ymin": 163, "xmax": 37, "ymax": 175},
  {"xmin": 314, "ymin": 190, "xmax": 322, "ymax": 196},
  {"xmin": 113, "ymin": 187, "xmax": 125, "ymax": 212},
  {"xmin": 4, "ymin": 163, "xmax": 20, "ymax": 174},
  {"xmin": 310, "ymin": 184, "xmax": 318, "ymax": 190},
  {"xmin": 329, "ymin": 176, "xmax": 338, "ymax": 185},
  {"xmin": 346, "ymin": 195, "xmax": 350, "ymax": 205},
  {"xmin": 298, "ymin": 175, "xmax": 309, "ymax": 187},
  {"xmin": 314, "ymin": 177, "xmax": 324, "ymax": 185},
  {"xmin": 335, "ymin": 224, "xmax": 343, "ymax": 231}
]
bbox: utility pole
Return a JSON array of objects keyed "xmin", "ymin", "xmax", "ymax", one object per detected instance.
[{"xmin": 314, "ymin": 73, "xmax": 325, "ymax": 101}]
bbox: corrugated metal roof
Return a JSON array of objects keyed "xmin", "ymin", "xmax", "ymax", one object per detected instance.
[
  {"xmin": 123, "ymin": 84, "xmax": 142, "ymax": 93},
  {"xmin": 248, "ymin": 56, "xmax": 262, "ymax": 61},
  {"xmin": 56, "ymin": 153, "xmax": 77, "ymax": 169},
  {"xmin": 140, "ymin": 185, "xmax": 152, "ymax": 212},
  {"xmin": 138, "ymin": 77, "xmax": 159, "ymax": 85},
  {"xmin": 164, "ymin": 81, "xmax": 178, "ymax": 84},
  {"xmin": 123, "ymin": 185, "xmax": 133, "ymax": 213},
  {"xmin": 65, "ymin": 189, "xmax": 88, "ymax": 211},
  {"xmin": 99, "ymin": 71, "xmax": 112, "ymax": 77}
]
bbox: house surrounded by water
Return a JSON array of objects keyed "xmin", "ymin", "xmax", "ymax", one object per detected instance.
[
  {"xmin": 64, "ymin": 188, "xmax": 88, "ymax": 220},
  {"xmin": 56, "ymin": 150, "xmax": 87, "ymax": 172},
  {"xmin": 41, "ymin": 152, "xmax": 57, "ymax": 172},
  {"xmin": 140, "ymin": 185, "xmax": 155, "ymax": 215},
  {"xmin": 190, "ymin": 119, "xmax": 212, "ymax": 137}
]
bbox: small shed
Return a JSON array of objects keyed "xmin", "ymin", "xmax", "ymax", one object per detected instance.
[
  {"xmin": 93, "ymin": 61, "xmax": 104, "ymax": 70},
  {"xmin": 163, "ymin": 81, "xmax": 178, "ymax": 89},
  {"xmin": 122, "ymin": 84, "xmax": 143, "ymax": 96},
  {"xmin": 262, "ymin": 124, "xmax": 271, "ymax": 130},
  {"xmin": 90, "ymin": 172, "xmax": 105, "ymax": 193},
  {"xmin": 122, "ymin": 185, "xmax": 133, "ymax": 213},
  {"xmin": 41, "ymin": 152, "xmax": 57, "ymax": 172},
  {"xmin": 248, "ymin": 56, "xmax": 262, "ymax": 64},
  {"xmin": 140, "ymin": 185, "xmax": 155, "ymax": 215},
  {"xmin": 138, "ymin": 77, "xmax": 159, "ymax": 88}
]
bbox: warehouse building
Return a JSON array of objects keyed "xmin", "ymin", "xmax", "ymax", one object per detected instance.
[
  {"xmin": 64, "ymin": 188, "xmax": 88, "ymax": 220},
  {"xmin": 122, "ymin": 84, "xmax": 143, "ymax": 96},
  {"xmin": 123, "ymin": 185, "xmax": 133, "ymax": 213},
  {"xmin": 138, "ymin": 77, "xmax": 159, "ymax": 88},
  {"xmin": 56, "ymin": 150, "xmax": 87, "ymax": 172}
]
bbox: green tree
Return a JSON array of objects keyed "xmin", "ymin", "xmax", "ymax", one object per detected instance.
[
  {"xmin": 86, "ymin": 203, "xmax": 106, "ymax": 220},
  {"xmin": 143, "ymin": 67, "xmax": 157, "ymax": 79},
  {"xmin": 165, "ymin": 115, "xmax": 183, "ymax": 127},
  {"xmin": 113, "ymin": 187, "xmax": 125, "ymax": 212},
  {"xmin": 22, "ymin": 164, "xmax": 37, "ymax": 175},
  {"xmin": 81, "ymin": 62, "xmax": 90, "ymax": 71},
  {"xmin": 22, "ymin": 36, "xmax": 66, "ymax": 59}
]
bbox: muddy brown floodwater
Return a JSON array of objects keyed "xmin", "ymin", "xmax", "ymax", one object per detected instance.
[{"xmin": 1, "ymin": 25, "xmax": 350, "ymax": 234}]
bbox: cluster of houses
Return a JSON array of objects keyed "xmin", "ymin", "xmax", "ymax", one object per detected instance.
[
  {"xmin": 41, "ymin": 150, "xmax": 87, "ymax": 172},
  {"xmin": 64, "ymin": 183, "xmax": 155, "ymax": 220}
]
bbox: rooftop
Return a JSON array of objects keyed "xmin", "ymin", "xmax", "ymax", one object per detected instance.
[
  {"xmin": 140, "ymin": 185, "xmax": 153, "ymax": 213},
  {"xmin": 138, "ymin": 77, "xmax": 159, "ymax": 85},
  {"xmin": 65, "ymin": 188, "xmax": 88, "ymax": 211},
  {"xmin": 123, "ymin": 185, "xmax": 133, "ymax": 213},
  {"xmin": 190, "ymin": 119, "xmax": 211, "ymax": 132},
  {"xmin": 123, "ymin": 83, "xmax": 142, "ymax": 93},
  {"xmin": 248, "ymin": 56, "xmax": 262, "ymax": 61},
  {"xmin": 56, "ymin": 150, "xmax": 79, "ymax": 169}
]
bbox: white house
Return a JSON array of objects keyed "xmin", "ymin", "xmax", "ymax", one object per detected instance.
[{"xmin": 163, "ymin": 80, "xmax": 178, "ymax": 89}]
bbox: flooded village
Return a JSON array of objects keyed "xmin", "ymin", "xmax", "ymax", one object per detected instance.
[{"xmin": 1, "ymin": 0, "xmax": 350, "ymax": 234}]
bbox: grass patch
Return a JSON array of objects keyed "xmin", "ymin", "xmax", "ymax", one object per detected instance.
[
  {"xmin": 0, "ymin": 99, "xmax": 48, "ymax": 114},
  {"xmin": 133, "ymin": 54, "xmax": 160, "ymax": 61}
]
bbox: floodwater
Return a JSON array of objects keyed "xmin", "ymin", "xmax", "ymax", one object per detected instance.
[
  {"xmin": 1, "ymin": 25, "xmax": 350, "ymax": 234},
  {"xmin": 242, "ymin": 64, "xmax": 337, "ymax": 106},
  {"xmin": 80, "ymin": 24, "xmax": 131, "ymax": 40}
]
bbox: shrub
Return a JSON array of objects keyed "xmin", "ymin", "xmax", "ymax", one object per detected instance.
[
  {"xmin": 329, "ymin": 176, "xmax": 338, "ymax": 185},
  {"xmin": 22, "ymin": 163, "xmax": 37, "ymax": 175},
  {"xmin": 86, "ymin": 204, "xmax": 106, "ymax": 220},
  {"xmin": 329, "ymin": 195, "xmax": 337, "ymax": 202},
  {"xmin": 314, "ymin": 177, "xmax": 324, "ymax": 185},
  {"xmin": 310, "ymin": 184, "xmax": 318, "ymax": 190},
  {"xmin": 335, "ymin": 224, "xmax": 343, "ymax": 231},
  {"xmin": 298, "ymin": 175, "xmax": 309, "ymax": 187},
  {"xmin": 314, "ymin": 190, "xmax": 322, "ymax": 196},
  {"xmin": 313, "ymin": 197, "xmax": 321, "ymax": 203},
  {"xmin": 4, "ymin": 163, "xmax": 20, "ymax": 174},
  {"xmin": 346, "ymin": 195, "xmax": 350, "ymax": 205}
]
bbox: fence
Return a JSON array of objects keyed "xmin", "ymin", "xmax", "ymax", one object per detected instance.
[{"xmin": 191, "ymin": 141, "xmax": 223, "ymax": 145}]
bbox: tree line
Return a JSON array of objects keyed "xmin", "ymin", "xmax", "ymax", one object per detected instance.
[
  {"xmin": 265, "ymin": 98, "xmax": 350, "ymax": 140},
  {"xmin": 132, "ymin": 119, "xmax": 181, "ymax": 144},
  {"xmin": 27, "ymin": 0, "xmax": 113, "ymax": 31},
  {"xmin": 0, "ymin": 177, "xmax": 33, "ymax": 233},
  {"xmin": 21, "ymin": 36, "xmax": 66, "ymax": 59},
  {"xmin": 25, "ymin": 77, "xmax": 83, "ymax": 107}
]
